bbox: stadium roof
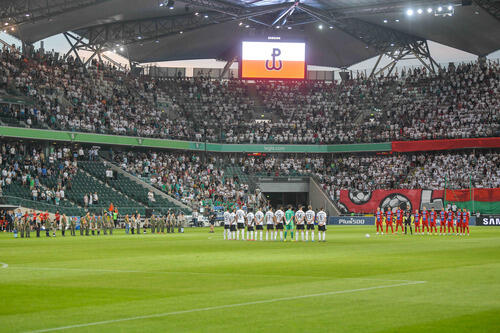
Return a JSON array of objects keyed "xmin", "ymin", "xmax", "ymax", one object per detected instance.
[{"xmin": 3, "ymin": 0, "xmax": 500, "ymax": 68}]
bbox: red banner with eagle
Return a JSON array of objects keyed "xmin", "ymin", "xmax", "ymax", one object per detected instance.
[{"xmin": 339, "ymin": 188, "xmax": 500, "ymax": 214}]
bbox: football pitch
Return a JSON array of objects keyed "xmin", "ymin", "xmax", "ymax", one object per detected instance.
[{"xmin": 1, "ymin": 226, "xmax": 499, "ymax": 333}]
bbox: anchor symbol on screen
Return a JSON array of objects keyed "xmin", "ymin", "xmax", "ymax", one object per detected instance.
[{"xmin": 265, "ymin": 48, "xmax": 283, "ymax": 71}]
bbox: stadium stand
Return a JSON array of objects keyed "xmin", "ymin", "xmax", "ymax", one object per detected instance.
[
  {"xmin": 1, "ymin": 47, "xmax": 498, "ymax": 144},
  {"xmin": 107, "ymin": 148, "xmax": 499, "ymax": 209},
  {"xmin": 1, "ymin": 139, "xmax": 498, "ymax": 216},
  {"xmin": 0, "ymin": 142, "xmax": 81, "ymax": 215},
  {"xmin": 112, "ymin": 151, "xmax": 250, "ymax": 210},
  {"xmin": 0, "ymin": 142, "xmax": 190, "ymax": 216},
  {"xmin": 78, "ymin": 160, "xmax": 185, "ymax": 215}
]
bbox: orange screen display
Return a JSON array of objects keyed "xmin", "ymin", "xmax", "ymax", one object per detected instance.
[{"xmin": 241, "ymin": 41, "xmax": 305, "ymax": 79}]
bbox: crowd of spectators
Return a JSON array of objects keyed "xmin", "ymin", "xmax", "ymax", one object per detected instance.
[
  {"xmin": 1, "ymin": 45, "xmax": 498, "ymax": 144},
  {"xmin": 245, "ymin": 78, "xmax": 391, "ymax": 144},
  {"xmin": 0, "ymin": 142, "xmax": 78, "ymax": 206},
  {"xmin": 228, "ymin": 150, "xmax": 500, "ymax": 203},
  {"xmin": 113, "ymin": 151, "xmax": 250, "ymax": 209},
  {"xmin": 83, "ymin": 192, "xmax": 99, "ymax": 208},
  {"xmin": 109, "ymin": 148, "xmax": 499, "ymax": 208},
  {"xmin": 2, "ymin": 140, "xmax": 498, "ymax": 212},
  {"xmin": 375, "ymin": 63, "xmax": 499, "ymax": 142}
]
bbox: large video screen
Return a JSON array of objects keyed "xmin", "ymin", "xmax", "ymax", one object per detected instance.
[{"xmin": 241, "ymin": 41, "xmax": 306, "ymax": 79}]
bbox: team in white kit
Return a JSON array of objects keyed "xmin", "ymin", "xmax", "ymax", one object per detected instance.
[{"xmin": 222, "ymin": 206, "xmax": 328, "ymax": 242}]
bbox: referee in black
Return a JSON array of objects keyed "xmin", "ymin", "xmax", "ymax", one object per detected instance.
[{"xmin": 404, "ymin": 210, "xmax": 413, "ymax": 235}]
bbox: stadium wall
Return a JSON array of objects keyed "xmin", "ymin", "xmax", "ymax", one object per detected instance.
[
  {"xmin": 476, "ymin": 215, "xmax": 500, "ymax": 226},
  {"xmin": 327, "ymin": 216, "xmax": 477, "ymax": 225},
  {"xmin": 340, "ymin": 189, "xmax": 500, "ymax": 215},
  {"xmin": 2, "ymin": 126, "xmax": 499, "ymax": 153},
  {"xmin": 205, "ymin": 142, "xmax": 391, "ymax": 153},
  {"xmin": 392, "ymin": 137, "xmax": 500, "ymax": 152},
  {"xmin": 0, "ymin": 126, "xmax": 389, "ymax": 153},
  {"xmin": 0, "ymin": 126, "xmax": 201, "ymax": 150}
]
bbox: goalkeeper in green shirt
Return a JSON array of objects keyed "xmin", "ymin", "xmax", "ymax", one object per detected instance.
[{"xmin": 284, "ymin": 205, "xmax": 295, "ymax": 242}]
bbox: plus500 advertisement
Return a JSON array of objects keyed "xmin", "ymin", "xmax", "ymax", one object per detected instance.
[{"xmin": 241, "ymin": 41, "xmax": 306, "ymax": 79}]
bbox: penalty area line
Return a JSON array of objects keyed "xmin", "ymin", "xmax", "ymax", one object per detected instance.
[{"xmin": 27, "ymin": 280, "xmax": 426, "ymax": 333}]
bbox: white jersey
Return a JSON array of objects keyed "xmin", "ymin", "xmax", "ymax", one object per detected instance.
[
  {"xmin": 246, "ymin": 213, "xmax": 255, "ymax": 226},
  {"xmin": 274, "ymin": 210, "xmax": 285, "ymax": 224},
  {"xmin": 223, "ymin": 211, "xmax": 231, "ymax": 225},
  {"xmin": 255, "ymin": 211, "xmax": 264, "ymax": 225},
  {"xmin": 295, "ymin": 210, "xmax": 305, "ymax": 224},
  {"xmin": 230, "ymin": 212, "xmax": 236, "ymax": 225},
  {"xmin": 305, "ymin": 210, "xmax": 316, "ymax": 224},
  {"xmin": 317, "ymin": 211, "xmax": 327, "ymax": 225},
  {"xmin": 265, "ymin": 211, "xmax": 274, "ymax": 224},
  {"xmin": 236, "ymin": 209, "xmax": 246, "ymax": 223}
]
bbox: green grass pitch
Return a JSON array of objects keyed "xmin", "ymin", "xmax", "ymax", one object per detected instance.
[{"xmin": 1, "ymin": 226, "xmax": 499, "ymax": 332}]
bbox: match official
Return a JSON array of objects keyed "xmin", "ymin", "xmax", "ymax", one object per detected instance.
[{"xmin": 404, "ymin": 211, "xmax": 413, "ymax": 235}]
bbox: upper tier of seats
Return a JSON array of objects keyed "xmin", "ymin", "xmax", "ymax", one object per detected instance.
[{"xmin": 1, "ymin": 47, "xmax": 498, "ymax": 144}]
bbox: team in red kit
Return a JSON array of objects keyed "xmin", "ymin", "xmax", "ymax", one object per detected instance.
[{"xmin": 375, "ymin": 206, "xmax": 471, "ymax": 236}]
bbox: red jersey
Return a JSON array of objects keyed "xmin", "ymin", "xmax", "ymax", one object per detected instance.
[
  {"xmin": 386, "ymin": 210, "xmax": 393, "ymax": 223},
  {"xmin": 429, "ymin": 211, "xmax": 436, "ymax": 223},
  {"xmin": 55, "ymin": 213, "xmax": 60, "ymax": 222},
  {"xmin": 421, "ymin": 210, "xmax": 428, "ymax": 223},
  {"xmin": 447, "ymin": 211, "xmax": 454, "ymax": 223},
  {"xmin": 396, "ymin": 209, "xmax": 403, "ymax": 223}
]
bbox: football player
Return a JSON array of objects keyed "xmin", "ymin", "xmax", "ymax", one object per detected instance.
[
  {"xmin": 223, "ymin": 209, "xmax": 231, "ymax": 240},
  {"xmin": 376, "ymin": 207, "xmax": 384, "ymax": 235},
  {"xmin": 385, "ymin": 209, "xmax": 394, "ymax": 234},
  {"xmin": 274, "ymin": 206, "xmax": 285, "ymax": 241},
  {"xmin": 246, "ymin": 209, "xmax": 255, "ymax": 241},
  {"xmin": 284, "ymin": 205, "xmax": 295, "ymax": 242},
  {"xmin": 295, "ymin": 206, "xmax": 305, "ymax": 241},
  {"xmin": 305, "ymin": 206, "xmax": 316, "ymax": 241},
  {"xmin": 317, "ymin": 208, "xmax": 327, "ymax": 242},
  {"xmin": 265, "ymin": 207, "xmax": 275, "ymax": 241},
  {"xmin": 230, "ymin": 208, "xmax": 237, "ymax": 240},
  {"xmin": 236, "ymin": 206, "xmax": 246, "ymax": 241},
  {"xmin": 255, "ymin": 208, "xmax": 265, "ymax": 241}
]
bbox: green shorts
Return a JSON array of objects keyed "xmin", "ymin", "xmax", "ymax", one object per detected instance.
[{"xmin": 285, "ymin": 223, "xmax": 294, "ymax": 230}]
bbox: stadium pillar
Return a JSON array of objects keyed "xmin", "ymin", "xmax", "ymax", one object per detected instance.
[
  {"xmin": 370, "ymin": 40, "xmax": 439, "ymax": 78},
  {"xmin": 478, "ymin": 55, "xmax": 487, "ymax": 66},
  {"xmin": 62, "ymin": 32, "xmax": 85, "ymax": 65},
  {"xmin": 220, "ymin": 56, "xmax": 237, "ymax": 79},
  {"xmin": 21, "ymin": 41, "xmax": 34, "ymax": 58},
  {"xmin": 129, "ymin": 61, "xmax": 144, "ymax": 76},
  {"xmin": 369, "ymin": 54, "xmax": 383, "ymax": 77},
  {"xmin": 83, "ymin": 44, "xmax": 105, "ymax": 67},
  {"xmin": 411, "ymin": 40, "xmax": 439, "ymax": 74}
]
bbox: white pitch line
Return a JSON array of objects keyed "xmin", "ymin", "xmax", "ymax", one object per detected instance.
[
  {"xmin": 12, "ymin": 266, "xmax": 301, "ymax": 278},
  {"xmin": 26, "ymin": 280, "xmax": 426, "ymax": 333},
  {"xmin": 10, "ymin": 267, "xmax": 426, "ymax": 283},
  {"xmin": 8, "ymin": 266, "xmax": 327, "ymax": 279},
  {"xmin": 10, "ymin": 267, "xmax": 428, "ymax": 284},
  {"xmin": 354, "ymin": 278, "xmax": 427, "ymax": 283},
  {"xmin": 12, "ymin": 266, "xmax": 157, "ymax": 274},
  {"xmin": 0, "ymin": 262, "xmax": 8, "ymax": 269}
]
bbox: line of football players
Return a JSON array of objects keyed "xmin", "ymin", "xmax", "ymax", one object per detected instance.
[
  {"xmin": 222, "ymin": 206, "xmax": 328, "ymax": 242},
  {"xmin": 375, "ymin": 207, "xmax": 470, "ymax": 236}
]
